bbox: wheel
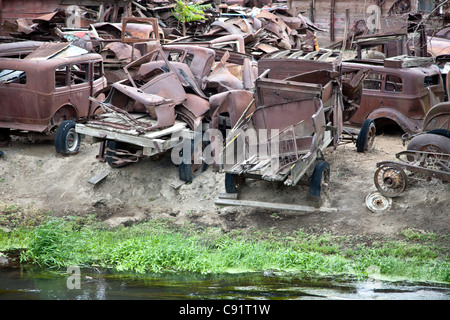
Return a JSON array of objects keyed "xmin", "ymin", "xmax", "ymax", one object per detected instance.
[
  {"xmin": 54, "ymin": 120, "xmax": 81, "ymax": 155},
  {"xmin": 309, "ymin": 161, "xmax": 330, "ymax": 198},
  {"xmin": 225, "ymin": 173, "xmax": 245, "ymax": 193},
  {"xmin": 407, "ymin": 133, "xmax": 450, "ymax": 154},
  {"xmin": 179, "ymin": 140, "xmax": 208, "ymax": 182},
  {"xmin": 356, "ymin": 119, "xmax": 376, "ymax": 152},
  {"xmin": 0, "ymin": 128, "xmax": 10, "ymax": 147},
  {"xmin": 426, "ymin": 129, "xmax": 450, "ymax": 139},
  {"xmin": 374, "ymin": 164, "xmax": 407, "ymax": 197}
]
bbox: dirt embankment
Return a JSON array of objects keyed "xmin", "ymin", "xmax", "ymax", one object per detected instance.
[{"xmin": 0, "ymin": 132, "xmax": 448, "ymax": 238}]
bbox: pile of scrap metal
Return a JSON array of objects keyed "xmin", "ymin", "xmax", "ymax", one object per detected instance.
[
  {"xmin": 124, "ymin": 0, "xmax": 219, "ymax": 37},
  {"xmin": 200, "ymin": 7, "xmax": 323, "ymax": 58},
  {"xmin": 0, "ymin": 0, "xmax": 218, "ymax": 42},
  {"xmin": 1, "ymin": 9, "xmax": 96, "ymax": 42},
  {"xmin": 88, "ymin": 42, "xmax": 256, "ymax": 133}
]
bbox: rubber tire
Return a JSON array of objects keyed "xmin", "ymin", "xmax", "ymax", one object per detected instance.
[
  {"xmin": 55, "ymin": 120, "xmax": 81, "ymax": 155},
  {"xmin": 426, "ymin": 129, "xmax": 450, "ymax": 139},
  {"xmin": 179, "ymin": 140, "xmax": 208, "ymax": 182},
  {"xmin": 407, "ymin": 133, "xmax": 450, "ymax": 154},
  {"xmin": 356, "ymin": 119, "xmax": 376, "ymax": 153},
  {"xmin": 225, "ymin": 173, "xmax": 245, "ymax": 194},
  {"xmin": 309, "ymin": 161, "xmax": 330, "ymax": 198}
]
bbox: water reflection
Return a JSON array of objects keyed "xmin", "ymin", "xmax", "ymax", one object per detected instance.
[{"xmin": 0, "ymin": 265, "xmax": 449, "ymax": 300}]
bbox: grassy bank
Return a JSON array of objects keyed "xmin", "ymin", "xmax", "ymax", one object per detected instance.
[{"xmin": 0, "ymin": 210, "xmax": 448, "ymax": 283}]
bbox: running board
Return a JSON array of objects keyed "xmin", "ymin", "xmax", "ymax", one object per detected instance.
[{"xmin": 214, "ymin": 197, "xmax": 338, "ymax": 213}]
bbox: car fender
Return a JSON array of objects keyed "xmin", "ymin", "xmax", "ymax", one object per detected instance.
[
  {"xmin": 49, "ymin": 104, "xmax": 78, "ymax": 130},
  {"xmin": 367, "ymin": 107, "xmax": 422, "ymax": 134}
]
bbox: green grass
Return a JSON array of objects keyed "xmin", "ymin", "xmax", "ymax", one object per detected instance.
[{"xmin": 0, "ymin": 215, "xmax": 448, "ymax": 283}]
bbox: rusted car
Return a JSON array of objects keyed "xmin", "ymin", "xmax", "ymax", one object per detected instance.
[
  {"xmin": 0, "ymin": 42, "xmax": 107, "ymax": 154},
  {"xmin": 343, "ymin": 56, "xmax": 446, "ymax": 134}
]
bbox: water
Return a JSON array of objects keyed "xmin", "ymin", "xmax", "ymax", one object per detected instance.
[{"xmin": 1, "ymin": 265, "xmax": 449, "ymax": 300}]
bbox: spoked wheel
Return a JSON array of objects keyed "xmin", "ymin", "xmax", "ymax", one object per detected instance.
[
  {"xmin": 55, "ymin": 120, "xmax": 81, "ymax": 155},
  {"xmin": 309, "ymin": 161, "xmax": 330, "ymax": 198},
  {"xmin": 407, "ymin": 133, "xmax": 450, "ymax": 154},
  {"xmin": 356, "ymin": 119, "xmax": 376, "ymax": 153},
  {"xmin": 225, "ymin": 173, "xmax": 245, "ymax": 194},
  {"xmin": 406, "ymin": 133, "xmax": 450, "ymax": 170},
  {"xmin": 374, "ymin": 164, "xmax": 407, "ymax": 197}
]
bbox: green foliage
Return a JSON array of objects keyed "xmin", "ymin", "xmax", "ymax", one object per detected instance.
[
  {"xmin": 172, "ymin": 0, "xmax": 212, "ymax": 23},
  {"xmin": 4, "ymin": 217, "xmax": 449, "ymax": 283}
]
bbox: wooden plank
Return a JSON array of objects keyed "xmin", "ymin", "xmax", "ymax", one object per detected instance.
[
  {"xmin": 214, "ymin": 198, "xmax": 338, "ymax": 213},
  {"xmin": 218, "ymin": 193, "xmax": 238, "ymax": 199},
  {"xmin": 76, "ymin": 123, "xmax": 189, "ymax": 149},
  {"xmin": 88, "ymin": 170, "xmax": 109, "ymax": 185}
]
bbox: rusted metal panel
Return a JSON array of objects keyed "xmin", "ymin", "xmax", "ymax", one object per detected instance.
[
  {"xmin": 23, "ymin": 42, "xmax": 71, "ymax": 60},
  {"xmin": 258, "ymin": 49, "xmax": 342, "ymax": 80},
  {"xmin": 423, "ymin": 101, "xmax": 450, "ymax": 132}
]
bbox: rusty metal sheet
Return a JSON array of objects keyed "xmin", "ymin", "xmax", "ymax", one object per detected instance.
[
  {"xmin": 24, "ymin": 43, "xmax": 71, "ymax": 61},
  {"xmin": 16, "ymin": 18, "xmax": 34, "ymax": 35},
  {"xmin": 101, "ymin": 42, "xmax": 142, "ymax": 61},
  {"xmin": 0, "ymin": 41, "xmax": 44, "ymax": 57}
]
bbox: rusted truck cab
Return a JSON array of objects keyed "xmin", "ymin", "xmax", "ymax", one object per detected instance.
[
  {"xmin": 0, "ymin": 43, "xmax": 107, "ymax": 154},
  {"xmin": 343, "ymin": 57, "xmax": 445, "ymax": 134}
]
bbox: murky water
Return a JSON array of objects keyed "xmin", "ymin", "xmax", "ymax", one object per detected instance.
[{"xmin": 1, "ymin": 265, "xmax": 449, "ymax": 300}]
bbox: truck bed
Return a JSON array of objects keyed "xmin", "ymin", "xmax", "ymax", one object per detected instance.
[{"xmin": 76, "ymin": 112, "xmax": 191, "ymax": 157}]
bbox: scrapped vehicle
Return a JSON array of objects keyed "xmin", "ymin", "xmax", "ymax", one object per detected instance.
[
  {"xmin": 0, "ymin": 42, "xmax": 107, "ymax": 154},
  {"xmin": 373, "ymin": 101, "xmax": 450, "ymax": 197},
  {"xmin": 343, "ymin": 56, "xmax": 446, "ymax": 134},
  {"xmin": 76, "ymin": 44, "xmax": 252, "ymax": 182},
  {"xmin": 219, "ymin": 50, "xmax": 370, "ymax": 201}
]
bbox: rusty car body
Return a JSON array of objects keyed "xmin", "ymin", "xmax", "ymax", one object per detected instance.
[
  {"xmin": 0, "ymin": 42, "xmax": 107, "ymax": 153},
  {"xmin": 342, "ymin": 56, "xmax": 446, "ymax": 134}
]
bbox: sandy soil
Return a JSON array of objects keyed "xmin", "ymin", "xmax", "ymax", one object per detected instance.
[{"xmin": 0, "ymin": 131, "xmax": 448, "ymax": 239}]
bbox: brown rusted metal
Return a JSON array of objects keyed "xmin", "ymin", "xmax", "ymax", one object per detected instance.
[
  {"xmin": 0, "ymin": 44, "xmax": 107, "ymax": 133},
  {"xmin": 121, "ymin": 17, "xmax": 160, "ymax": 43},
  {"xmin": 343, "ymin": 57, "xmax": 446, "ymax": 134},
  {"xmin": 375, "ymin": 150, "xmax": 450, "ymax": 197},
  {"xmin": 221, "ymin": 52, "xmax": 348, "ymax": 191},
  {"xmin": 422, "ymin": 101, "xmax": 450, "ymax": 132}
]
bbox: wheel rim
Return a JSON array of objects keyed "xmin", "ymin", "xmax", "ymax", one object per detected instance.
[
  {"xmin": 234, "ymin": 175, "xmax": 245, "ymax": 191},
  {"xmin": 66, "ymin": 128, "xmax": 80, "ymax": 153},
  {"xmin": 374, "ymin": 165, "xmax": 407, "ymax": 197},
  {"xmin": 366, "ymin": 191, "xmax": 392, "ymax": 212},
  {"xmin": 366, "ymin": 123, "xmax": 376, "ymax": 150},
  {"xmin": 321, "ymin": 168, "xmax": 330, "ymax": 191}
]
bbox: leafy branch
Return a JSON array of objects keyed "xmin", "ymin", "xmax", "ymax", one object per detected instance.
[{"xmin": 172, "ymin": 0, "xmax": 212, "ymax": 35}]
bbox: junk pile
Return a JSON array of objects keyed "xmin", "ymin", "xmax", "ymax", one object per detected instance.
[{"xmin": 183, "ymin": 6, "xmax": 323, "ymax": 58}]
